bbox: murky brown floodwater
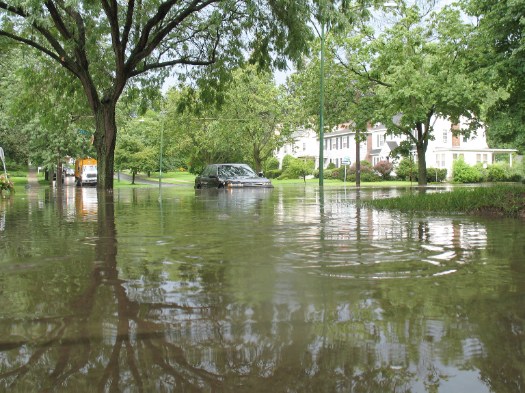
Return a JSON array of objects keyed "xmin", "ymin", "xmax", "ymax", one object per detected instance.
[{"xmin": 0, "ymin": 181, "xmax": 524, "ymax": 392}]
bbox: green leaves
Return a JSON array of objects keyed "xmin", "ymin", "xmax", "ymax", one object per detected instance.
[
  {"xmin": 163, "ymin": 65, "xmax": 291, "ymax": 173},
  {"xmin": 1, "ymin": 1, "xmax": 315, "ymax": 188},
  {"xmin": 463, "ymin": 0, "xmax": 525, "ymax": 152}
]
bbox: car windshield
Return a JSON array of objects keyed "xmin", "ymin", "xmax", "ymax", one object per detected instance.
[{"xmin": 218, "ymin": 165, "xmax": 256, "ymax": 178}]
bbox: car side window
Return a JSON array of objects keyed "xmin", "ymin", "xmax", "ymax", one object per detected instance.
[{"xmin": 202, "ymin": 165, "xmax": 216, "ymax": 177}]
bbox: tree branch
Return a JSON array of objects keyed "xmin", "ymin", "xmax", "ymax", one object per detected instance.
[
  {"xmin": 0, "ymin": 30, "xmax": 77, "ymax": 74},
  {"xmin": 44, "ymin": 1, "xmax": 73, "ymax": 40},
  {"xmin": 334, "ymin": 49, "xmax": 393, "ymax": 88},
  {"xmin": 129, "ymin": 27, "xmax": 220, "ymax": 78},
  {"xmin": 0, "ymin": 1, "xmax": 27, "ymax": 17},
  {"xmin": 127, "ymin": 0, "xmax": 219, "ymax": 73},
  {"xmin": 122, "ymin": 0, "xmax": 136, "ymax": 51},
  {"xmin": 130, "ymin": 57, "xmax": 216, "ymax": 77}
]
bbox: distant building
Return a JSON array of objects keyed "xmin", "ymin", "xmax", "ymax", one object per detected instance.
[{"xmin": 275, "ymin": 117, "xmax": 517, "ymax": 179}]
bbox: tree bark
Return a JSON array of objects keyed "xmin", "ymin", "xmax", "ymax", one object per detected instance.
[
  {"xmin": 93, "ymin": 100, "xmax": 118, "ymax": 190},
  {"xmin": 253, "ymin": 145, "xmax": 262, "ymax": 173},
  {"xmin": 416, "ymin": 121, "xmax": 429, "ymax": 186},
  {"xmin": 416, "ymin": 143, "xmax": 427, "ymax": 186}
]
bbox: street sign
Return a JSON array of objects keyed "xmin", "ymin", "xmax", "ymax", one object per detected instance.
[
  {"xmin": 78, "ymin": 129, "xmax": 91, "ymax": 135},
  {"xmin": 342, "ymin": 156, "xmax": 351, "ymax": 165}
]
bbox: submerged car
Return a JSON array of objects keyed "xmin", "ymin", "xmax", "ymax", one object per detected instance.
[{"xmin": 195, "ymin": 163, "xmax": 273, "ymax": 189}]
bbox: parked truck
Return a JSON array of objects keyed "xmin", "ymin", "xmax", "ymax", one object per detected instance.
[{"xmin": 74, "ymin": 158, "xmax": 97, "ymax": 186}]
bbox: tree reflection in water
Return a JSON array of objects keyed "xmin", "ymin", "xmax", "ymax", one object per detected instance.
[
  {"xmin": 1, "ymin": 187, "xmax": 525, "ymax": 392},
  {"xmin": 0, "ymin": 191, "xmax": 416, "ymax": 392}
]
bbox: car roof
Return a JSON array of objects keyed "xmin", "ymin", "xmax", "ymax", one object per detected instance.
[{"xmin": 210, "ymin": 163, "xmax": 249, "ymax": 166}]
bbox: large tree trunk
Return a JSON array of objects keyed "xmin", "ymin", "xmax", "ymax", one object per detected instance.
[
  {"xmin": 415, "ymin": 121, "xmax": 429, "ymax": 186},
  {"xmin": 93, "ymin": 101, "xmax": 118, "ymax": 190},
  {"xmin": 253, "ymin": 145, "xmax": 262, "ymax": 173},
  {"xmin": 416, "ymin": 143, "xmax": 427, "ymax": 186}
]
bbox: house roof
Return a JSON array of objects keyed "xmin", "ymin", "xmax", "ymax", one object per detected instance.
[
  {"xmin": 386, "ymin": 141, "xmax": 398, "ymax": 150},
  {"xmin": 433, "ymin": 147, "xmax": 518, "ymax": 153},
  {"xmin": 326, "ymin": 128, "xmax": 371, "ymax": 137}
]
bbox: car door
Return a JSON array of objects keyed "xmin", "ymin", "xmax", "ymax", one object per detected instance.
[{"xmin": 200, "ymin": 165, "xmax": 219, "ymax": 188}]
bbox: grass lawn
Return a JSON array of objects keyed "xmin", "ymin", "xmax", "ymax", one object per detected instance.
[
  {"xmin": 125, "ymin": 171, "xmax": 196, "ymax": 186},
  {"xmin": 365, "ymin": 184, "xmax": 525, "ymax": 218},
  {"xmin": 271, "ymin": 177, "xmax": 415, "ymax": 187},
  {"xmin": 144, "ymin": 172, "xmax": 416, "ymax": 188},
  {"xmin": 1, "ymin": 171, "xmax": 28, "ymax": 194}
]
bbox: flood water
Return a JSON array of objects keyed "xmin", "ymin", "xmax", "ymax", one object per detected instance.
[{"xmin": 0, "ymin": 181, "xmax": 524, "ymax": 392}]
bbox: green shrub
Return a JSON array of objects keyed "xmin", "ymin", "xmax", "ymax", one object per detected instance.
[
  {"xmin": 265, "ymin": 157, "xmax": 280, "ymax": 172},
  {"xmin": 279, "ymin": 157, "xmax": 314, "ymax": 180},
  {"xmin": 395, "ymin": 158, "xmax": 417, "ymax": 181},
  {"xmin": 4, "ymin": 159, "xmax": 27, "ymax": 172},
  {"xmin": 487, "ymin": 163, "xmax": 506, "ymax": 182},
  {"xmin": 327, "ymin": 162, "xmax": 336, "ymax": 170},
  {"xmin": 486, "ymin": 162, "xmax": 523, "ymax": 182},
  {"xmin": 345, "ymin": 173, "xmax": 357, "ymax": 182},
  {"xmin": 361, "ymin": 172, "xmax": 381, "ymax": 182},
  {"xmin": 337, "ymin": 165, "xmax": 350, "ymax": 181},
  {"xmin": 338, "ymin": 162, "xmax": 380, "ymax": 182},
  {"xmin": 453, "ymin": 158, "xmax": 483, "ymax": 183},
  {"xmin": 265, "ymin": 169, "xmax": 282, "ymax": 179},
  {"xmin": 323, "ymin": 169, "xmax": 333, "ymax": 179},
  {"xmin": 426, "ymin": 167, "xmax": 447, "ymax": 183},
  {"xmin": 281, "ymin": 154, "xmax": 295, "ymax": 171}
]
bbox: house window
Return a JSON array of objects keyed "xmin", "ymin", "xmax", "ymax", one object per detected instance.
[
  {"xmin": 443, "ymin": 131, "xmax": 448, "ymax": 144},
  {"xmin": 376, "ymin": 134, "xmax": 385, "ymax": 147},
  {"xmin": 324, "ymin": 140, "xmax": 328, "ymax": 150},
  {"xmin": 483, "ymin": 154, "xmax": 488, "ymax": 163},
  {"xmin": 332, "ymin": 139, "xmax": 337, "ymax": 150},
  {"xmin": 303, "ymin": 143, "xmax": 306, "ymax": 151},
  {"xmin": 436, "ymin": 154, "xmax": 445, "ymax": 167},
  {"xmin": 476, "ymin": 153, "xmax": 481, "ymax": 163},
  {"xmin": 463, "ymin": 135, "xmax": 468, "ymax": 143},
  {"xmin": 453, "ymin": 153, "xmax": 464, "ymax": 160}
]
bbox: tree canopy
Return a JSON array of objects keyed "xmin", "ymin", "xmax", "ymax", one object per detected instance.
[
  {"xmin": 0, "ymin": 47, "xmax": 93, "ymax": 174},
  {"xmin": 464, "ymin": 0, "xmax": 525, "ymax": 152},
  {"xmin": 0, "ymin": 0, "xmax": 312, "ymax": 189},
  {"xmin": 290, "ymin": 2, "xmax": 483, "ymax": 185},
  {"xmin": 163, "ymin": 65, "xmax": 294, "ymax": 173}
]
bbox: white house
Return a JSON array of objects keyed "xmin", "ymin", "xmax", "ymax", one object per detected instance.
[
  {"xmin": 275, "ymin": 123, "xmax": 368, "ymax": 169},
  {"xmin": 275, "ymin": 117, "xmax": 517, "ymax": 179}
]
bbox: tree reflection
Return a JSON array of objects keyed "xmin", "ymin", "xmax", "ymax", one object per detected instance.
[{"xmin": 2, "ymin": 188, "xmax": 525, "ymax": 392}]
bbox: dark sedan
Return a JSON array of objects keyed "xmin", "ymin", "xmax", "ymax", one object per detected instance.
[{"xmin": 195, "ymin": 163, "xmax": 273, "ymax": 189}]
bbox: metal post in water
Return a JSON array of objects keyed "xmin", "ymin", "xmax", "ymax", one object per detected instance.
[{"xmin": 0, "ymin": 147, "xmax": 6, "ymax": 177}]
